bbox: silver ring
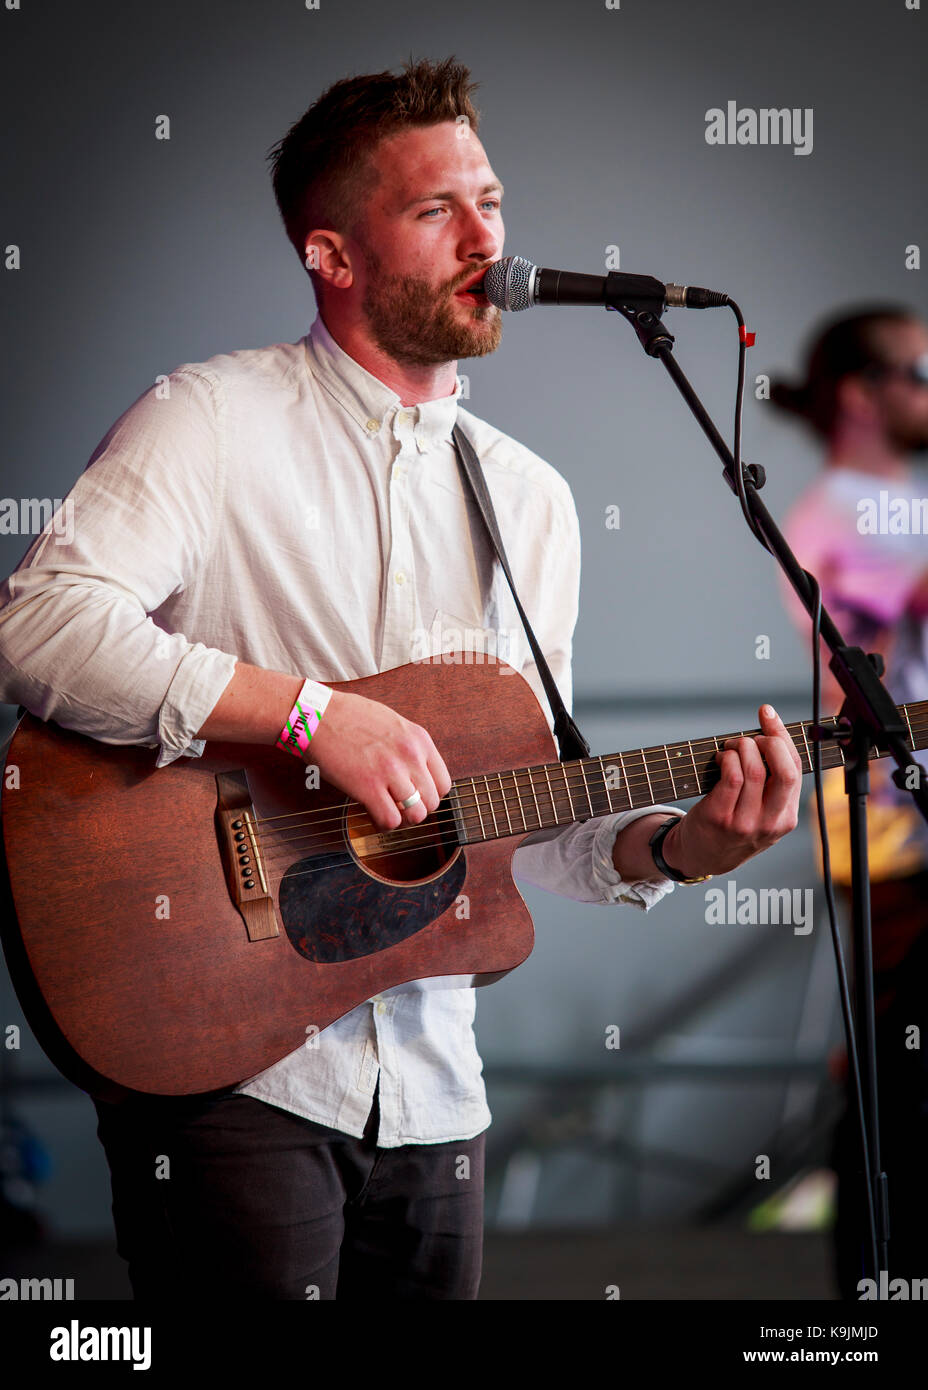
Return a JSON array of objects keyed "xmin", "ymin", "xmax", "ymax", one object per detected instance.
[{"xmin": 399, "ymin": 788, "xmax": 422, "ymax": 809}]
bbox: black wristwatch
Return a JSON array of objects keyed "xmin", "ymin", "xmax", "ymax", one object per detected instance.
[{"xmin": 648, "ymin": 816, "xmax": 712, "ymax": 885}]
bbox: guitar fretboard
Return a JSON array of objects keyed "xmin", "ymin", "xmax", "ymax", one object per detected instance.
[{"xmin": 449, "ymin": 701, "xmax": 928, "ymax": 845}]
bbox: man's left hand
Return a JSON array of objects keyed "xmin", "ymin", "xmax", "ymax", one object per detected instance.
[{"xmin": 659, "ymin": 703, "xmax": 803, "ymax": 879}]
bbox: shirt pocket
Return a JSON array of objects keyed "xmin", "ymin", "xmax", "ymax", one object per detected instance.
[{"xmin": 424, "ymin": 608, "xmax": 520, "ymax": 670}]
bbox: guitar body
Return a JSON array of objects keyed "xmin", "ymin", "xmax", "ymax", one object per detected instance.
[{"xmin": 0, "ymin": 659, "xmax": 554, "ymax": 1098}]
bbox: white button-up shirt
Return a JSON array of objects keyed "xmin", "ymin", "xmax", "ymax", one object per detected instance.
[{"xmin": 0, "ymin": 314, "xmax": 683, "ymax": 1145}]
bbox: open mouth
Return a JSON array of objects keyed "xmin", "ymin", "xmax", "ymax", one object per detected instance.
[{"xmin": 454, "ymin": 274, "xmax": 489, "ymax": 306}]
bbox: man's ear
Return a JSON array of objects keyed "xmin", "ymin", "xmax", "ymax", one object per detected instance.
[{"xmin": 305, "ymin": 230, "xmax": 355, "ymax": 291}]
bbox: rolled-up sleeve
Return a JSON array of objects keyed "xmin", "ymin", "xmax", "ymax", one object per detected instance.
[
  {"xmin": 0, "ymin": 369, "xmax": 237, "ymax": 765},
  {"xmin": 513, "ymin": 807, "xmax": 684, "ymax": 909}
]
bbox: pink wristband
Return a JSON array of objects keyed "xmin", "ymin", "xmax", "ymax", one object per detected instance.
[{"xmin": 276, "ymin": 678, "xmax": 332, "ymax": 759}]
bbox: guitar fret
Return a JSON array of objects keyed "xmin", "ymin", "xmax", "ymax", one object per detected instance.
[
  {"xmin": 641, "ymin": 750, "xmax": 655, "ymax": 803},
  {"xmin": 449, "ymin": 784, "xmax": 468, "ymax": 843},
  {"xmin": 526, "ymin": 766, "xmax": 543, "ymax": 829},
  {"xmin": 799, "ymin": 721, "xmax": 812, "ymax": 773},
  {"xmin": 662, "ymin": 744, "xmax": 677, "ymax": 800},
  {"xmin": 468, "ymin": 776, "xmax": 486, "ymax": 841},
  {"xmin": 597, "ymin": 754, "xmax": 614, "ymax": 813},
  {"xmin": 688, "ymin": 741, "xmax": 700, "ymax": 794},
  {"xmin": 904, "ymin": 704, "xmax": 915, "ymax": 748},
  {"xmin": 561, "ymin": 762, "xmax": 576, "ymax": 822},
  {"xmin": 578, "ymin": 760, "xmax": 594, "ymax": 819},
  {"xmin": 827, "ymin": 722, "xmax": 844, "ymax": 767},
  {"xmin": 542, "ymin": 764, "xmax": 557, "ymax": 827},
  {"xmin": 510, "ymin": 769, "xmax": 528, "ymax": 833},
  {"xmin": 617, "ymin": 751, "xmax": 630, "ymax": 806},
  {"xmin": 483, "ymin": 775, "xmax": 499, "ymax": 836},
  {"xmin": 497, "ymin": 771, "xmax": 513, "ymax": 835}
]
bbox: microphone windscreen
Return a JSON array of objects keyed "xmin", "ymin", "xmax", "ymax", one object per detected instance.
[{"xmin": 483, "ymin": 256, "xmax": 536, "ymax": 311}]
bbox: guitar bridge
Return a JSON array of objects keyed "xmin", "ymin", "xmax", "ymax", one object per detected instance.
[{"xmin": 215, "ymin": 770, "xmax": 279, "ymax": 941}]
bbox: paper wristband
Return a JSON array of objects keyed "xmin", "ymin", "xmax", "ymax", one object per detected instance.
[{"xmin": 276, "ymin": 678, "xmax": 333, "ymax": 759}]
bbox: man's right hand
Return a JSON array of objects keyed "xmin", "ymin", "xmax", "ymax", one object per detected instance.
[{"xmin": 309, "ymin": 689, "xmax": 452, "ymax": 830}]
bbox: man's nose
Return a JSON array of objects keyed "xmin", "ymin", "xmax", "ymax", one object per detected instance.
[{"xmin": 459, "ymin": 205, "xmax": 503, "ymax": 263}]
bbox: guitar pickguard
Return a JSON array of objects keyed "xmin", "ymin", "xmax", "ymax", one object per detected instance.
[{"xmin": 278, "ymin": 851, "xmax": 467, "ymax": 963}]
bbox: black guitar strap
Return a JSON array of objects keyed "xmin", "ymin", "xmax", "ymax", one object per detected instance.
[{"xmin": 451, "ymin": 422, "xmax": 590, "ymax": 763}]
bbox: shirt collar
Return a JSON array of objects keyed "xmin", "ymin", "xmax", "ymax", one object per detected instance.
[{"xmin": 304, "ymin": 313, "xmax": 462, "ymax": 454}]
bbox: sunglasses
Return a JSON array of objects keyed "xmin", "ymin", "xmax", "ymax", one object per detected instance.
[{"xmin": 862, "ymin": 352, "xmax": 928, "ymax": 386}]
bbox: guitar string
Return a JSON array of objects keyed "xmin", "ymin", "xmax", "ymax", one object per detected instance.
[
  {"xmin": 245, "ymin": 712, "xmax": 911, "ymax": 848},
  {"xmin": 250, "ymin": 714, "xmax": 858, "ymax": 833},
  {"xmin": 248, "ymin": 706, "xmax": 922, "ymax": 834},
  {"xmin": 257, "ymin": 748, "xmax": 902, "ymax": 886},
  {"xmin": 253, "ymin": 762, "xmax": 832, "ymax": 876},
  {"xmin": 242, "ymin": 744, "xmax": 927, "ymax": 885},
  {"xmin": 260, "ymin": 718, "xmax": 905, "ymax": 885},
  {"xmin": 250, "ymin": 750, "xmax": 778, "ymax": 854},
  {"xmin": 243, "ymin": 730, "xmax": 921, "ymax": 875}
]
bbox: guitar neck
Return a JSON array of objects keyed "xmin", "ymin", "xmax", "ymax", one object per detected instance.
[{"xmin": 450, "ymin": 699, "xmax": 928, "ymax": 845}]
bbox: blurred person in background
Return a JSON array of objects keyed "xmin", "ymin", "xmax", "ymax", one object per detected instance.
[{"xmin": 771, "ymin": 304, "xmax": 928, "ymax": 1295}]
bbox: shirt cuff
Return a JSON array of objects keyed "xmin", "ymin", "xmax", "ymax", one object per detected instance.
[
  {"xmin": 155, "ymin": 643, "xmax": 238, "ymax": 766},
  {"xmin": 591, "ymin": 806, "xmax": 687, "ymax": 910}
]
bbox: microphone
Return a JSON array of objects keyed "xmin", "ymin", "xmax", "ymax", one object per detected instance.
[{"xmin": 481, "ymin": 256, "xmax": 729, "ymax": 312}]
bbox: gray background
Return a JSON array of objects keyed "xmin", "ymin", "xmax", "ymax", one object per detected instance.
[{"xmin": 1, "ymin": 0, "xmax": 924, "ymax": 1275}]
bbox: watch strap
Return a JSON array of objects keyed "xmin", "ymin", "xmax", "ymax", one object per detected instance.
[{"xmin": 648, "ymin": 815, "xmax": 712, "ymax": 885}]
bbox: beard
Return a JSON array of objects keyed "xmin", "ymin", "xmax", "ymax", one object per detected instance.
[
  {"xmin": 887, "ymin": 420, "xmax": 928, "ymax": 455},
  {"xmin": 360, "ymin": 247, "xmax": 502, "ymax": 367}
]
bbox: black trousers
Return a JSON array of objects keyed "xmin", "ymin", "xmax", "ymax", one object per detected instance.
[{"xmin": 92, "ymin": 1078, "xmax": 486, "ymax": 1300}]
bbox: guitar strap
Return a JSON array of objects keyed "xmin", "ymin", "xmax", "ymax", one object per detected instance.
[{"xmin": 451, "ymin": 422, "xmax": 591, "ymax": 763}]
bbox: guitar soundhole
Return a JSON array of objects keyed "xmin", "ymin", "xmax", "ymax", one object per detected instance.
[
  {"xmin": 344, "ymin": 796, "xmax": 462, "ymax": 885},
  {"xmin": 278, "ymin": 795, "xmax": 468, "ymax": 964}
]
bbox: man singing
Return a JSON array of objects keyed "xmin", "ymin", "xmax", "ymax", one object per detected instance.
[{"xmin": 0, "ymin": 56, "xmax": 801, "ymax": 1299}]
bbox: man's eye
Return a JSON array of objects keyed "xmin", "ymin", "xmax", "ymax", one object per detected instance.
[{"xmin": 418, "ymin": 202, "xmax": 501, "ymax": 219}]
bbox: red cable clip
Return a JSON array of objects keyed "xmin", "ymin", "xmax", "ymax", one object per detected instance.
[{"xmin": 740, "ymin": 326, "xmax": 756, "ymax": 346}]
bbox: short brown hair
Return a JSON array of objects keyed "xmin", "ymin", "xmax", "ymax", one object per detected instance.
[{"xmin": 268, "ymin": 55, "xmax": 482, "ymax": 297}]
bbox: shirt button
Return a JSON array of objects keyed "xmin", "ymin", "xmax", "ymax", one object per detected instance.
[
  {"xmin": 376, "ymin": 1002, "xmax": 387, "ymax": 1015},
  {"xmin": 398, "ymin": 410, "xmax": 413, "ymax": 426},
  {"xmin": 394, "ymin": 571, "xmax": 406, "ymax": 585},
  {"xmin": 366, "ymin": 418, "xmax": 380, "ymax": 433}
]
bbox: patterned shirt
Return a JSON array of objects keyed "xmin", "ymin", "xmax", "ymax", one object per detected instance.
[{"xmin": 781, "ymin": 465, "xmax": 928, "ymax": 883}]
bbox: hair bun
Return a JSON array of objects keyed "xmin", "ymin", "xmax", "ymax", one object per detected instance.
[{"xmin": 769, "ymin": 380, "xmax": 811, "ymax": 417}]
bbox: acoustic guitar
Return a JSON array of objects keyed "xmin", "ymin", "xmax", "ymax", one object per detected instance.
[{"xmin": 1, "ymin": 656, "xmax": 922, "ymax": 1099}]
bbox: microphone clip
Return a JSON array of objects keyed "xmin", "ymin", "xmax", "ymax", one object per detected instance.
[
  {"xmin": 607, "ymin": 300, "xmax": 675, "ymax": 357},
  {"xmin": 602, "ymin": 272, "xmax": 667, "ymax": 314}
]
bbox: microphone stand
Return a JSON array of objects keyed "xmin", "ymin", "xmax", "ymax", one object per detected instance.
[{"xmin": 606, "ymin": 278, "xmax": 928, "ymax": 1287}]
